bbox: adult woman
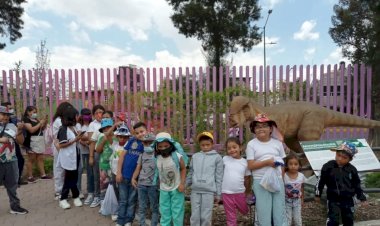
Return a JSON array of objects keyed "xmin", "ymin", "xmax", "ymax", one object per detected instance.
[
  {"xmin": 23, "ymin": 106, "xmax": 50, "ymax": 183},
  {"xmin": 246, "ymin": 113, "xmax": 287, "ymax": 226}
]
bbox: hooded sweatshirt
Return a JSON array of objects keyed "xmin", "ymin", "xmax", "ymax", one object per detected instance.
[{"xmin": 187, "ymin": 150, "xmax": 224, "ymax": 198}]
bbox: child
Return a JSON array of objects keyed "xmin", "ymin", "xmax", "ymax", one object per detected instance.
[
  {"xmin": 95, "ymin": 118, "xmax": 117, "ymax": 199},
  {"xmin": 284, "ymin": 154, "xmax": 305, "ymax": 226},
  {"xmin": 76, "ymin": 108, "xmax": 92, "ymax": 199},
  {"xmin": 131, "ymin": 132, "xmax": 159, "ymax": 226},
  {"xmin": 86, "ymin": 104, "xmax": 105, "ymax": 207},
  {"xmin": 153, "ymin": 132, "xmax": 186, "ymax": 226},
  {"xmin": 57, "ymin": 106, "xmax": 84, "ymax": 209},
  {"xmin": 187, "ymin": 131, "xmax": 223, "ymax": 226},
  {"xmin": 315, "ymin": 141, "xmax": 367, "ymax": 226},
  {"xmin": 116, "ymin": 122, "xmax": 147, "ymax": 226},
  {"xmin": 221, "ymin": 137, "xmax": 251, "ymax": 226},
  {"xmin": 245, "ymin": 113, "xmax": 287, "ymax": 226}
]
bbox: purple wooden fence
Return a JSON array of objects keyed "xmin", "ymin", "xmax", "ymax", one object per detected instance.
[{"xmin": 0, "ymin": 64, "xmax": 373, "ymax": 150}]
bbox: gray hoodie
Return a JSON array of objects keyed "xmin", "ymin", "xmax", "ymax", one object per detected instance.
[{"xmin": 186, "ymin": 150, "xmax": 224, "ymax": 198}]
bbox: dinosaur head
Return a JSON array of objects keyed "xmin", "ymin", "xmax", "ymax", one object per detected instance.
[{"xmin": 229, "ymin": 96, "xmax": 262, "ymax": 127}]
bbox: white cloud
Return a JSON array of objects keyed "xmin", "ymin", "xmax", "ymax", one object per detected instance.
[
  {"xmin": 67, "ymin": 21, "xmax": 91, "ymax": 44},
  {"xmin": 293, "ymin": 20, "xmax": 319, "ymax": 40},
  {"xmin": 304, "ymin": 47, "xmax": 316, "ymax": 61},
  {"xmin": 322, "ymin": 48, "xmax": 348, "ymax": 65},
  {"xmin": 0, "ymin": 47, "xmax": 35, "ymax": 69},
  {"xmin": 22, "ymin": 12, "xmax": 51, "ymax": 30},
  {"xmin": 262, "ymin": 0, "xmax": 283, "ymax": 9}
]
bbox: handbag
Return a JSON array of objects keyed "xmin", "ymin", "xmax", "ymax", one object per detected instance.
[{"xmin": 30, "ymin": 129, "xmax": 46, "ymax": 154}]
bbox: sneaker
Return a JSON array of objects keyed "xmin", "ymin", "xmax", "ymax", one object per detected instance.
[
  {"xmin": 59, "ymin": 199, "xmax": 71, "ymax": 209},
  {"xmin": 27, "ymin": 177, "xmax": 38, "ymax": 183},
  {"xmin": 111, "ymin": 215, "xmax": 118, "ymax": 221},
  {"xmin": 54, "ymin": 192, "xmax": 61, "ymax": 201},
  {"xmin": 84, "ymin": 193, "xmax": 94, "ymax": 205},
  {"xmin": 125, "ymin": 223, "xmax": 132, "ymax": 226},
  {"xmin": 18, "ymin": 180, "xmax": 28, "ymax": 186},
  {"xmin": 40, "ymin": 175, "xmax": 52, "ymax": 180},
  {"xmin": 90, "ymin": 197, "xmax": 101, "ymax": 208},
  {"xmin": 10, "ymin": 206, "xmax": 29, "ymax": 215},
  {"xmin": 73, "ymin": 198, "xmax": 83, "ymax": 207},
  {"xmin": 79, "ymin": 193, "xmax": 85, "ymax": 199}
]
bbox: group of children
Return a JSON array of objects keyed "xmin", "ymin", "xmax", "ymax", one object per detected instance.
[{"xmin": 47, "ymin": 101, "xmax": 369, "ymax": 226}]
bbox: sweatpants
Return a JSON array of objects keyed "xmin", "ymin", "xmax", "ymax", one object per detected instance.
[
  {"xmin": 61, "ymin": 168, "xmax": 80, "ymax": 200},
  {"xmin": 222, "ymin": 193, "xmax": 249, "ymax": 226},
  {"xmin": 190, "ymin": 192, "xmax": 214, "ymax": 226},
  {"xmin": 253, "ymin": 178, "xmax": 288, "ymax": 226},
  {"xmin": 53, "ymin": 147, "xmax": 64, "ymax": 194},
  {"xmin": 0, "ymin": 161, "xmax": 21, "ymax": 209},
  {"xmin": 326, "ymin": 200, "xmax": 355, "ymax": 226},
  {"xmin": 159, "ymin": 189, "xmax": 185, "ymax": 226}
]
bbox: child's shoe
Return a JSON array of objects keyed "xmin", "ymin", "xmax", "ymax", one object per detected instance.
[
  {"xmin": 111, "ymin": 215, "xmax": 118, "ymax": 221},
  {"xmin": 79, "ymin": 193, "xmax": 85, "ymax": 199},
  {"xmin": 73, "ymin": 198, "xmax": 83, "ymax": 207},
  {"xmin": 125, "ymin": 223, "xmax": 132, "ymax": 226},
  {"xmin": 27, "ymin": 177, "xmax": 38, "ymax": 183},
  {"xmin": 59, "ymin": 199, "xmax": 71, "ymax": 209},
  {"xmin": 90, "ymin": 197, "xmax": 101, "ymax": 208},
  {"xmin": 54, "ymin": 192, "xmax": 61, "ymax": 200},
  {"xmin": 84, "ymin": 193, "xmax": 94, "ymax": 205}
]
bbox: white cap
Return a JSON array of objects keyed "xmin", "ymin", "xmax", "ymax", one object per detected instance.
[{"xmin": 155, "ymin": 132, "xmax": 171, "ymax": 140}]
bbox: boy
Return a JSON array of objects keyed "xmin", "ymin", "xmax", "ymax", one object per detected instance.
[
  {"xmin": 315, "ymin": 141, "xmax": 367, "ymax": 226},
  {"xmin": 131, "ymin": 132, "xmax": 159, "ymax": 226},
  {"xmin": 116, "ymin": 122, "xmax": 147, "ymax": 226},
  {"xmin": 0, "ymin": 106, "xmax": 28, "ymax": 214},
  {"xmin": 187, "ymin": 131, "xmax": 223, "ymax": 226}
]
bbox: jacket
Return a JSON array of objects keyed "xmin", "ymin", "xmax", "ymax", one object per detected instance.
[
  {"xmin": 315, "ymin": 160, "xmax": 366, "ymax": 202},
  {"xmin": 186, "ymin": 150, "xmax": 224, "ymax": 198}
]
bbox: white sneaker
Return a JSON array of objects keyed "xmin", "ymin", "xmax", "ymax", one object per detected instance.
[
  {"xmin": 84, "ymin": 193, "xmax": 94, "ymax": 205},
  {"xmin": 59, "ymin": 199, "xmax": 71, "ymax": 209},
  {"xmin": 111, "ymin": 214, "xmax": 118, "ymax": 221},
  {"xmin": 125, "ymin": 223, "xmax": 132, "ymax": 226},
  {"xmin": 54, "ymin": 192, "xmax": 61, "ymax": 201},
  {"xmin": 90, "ymin": 197, "xmax": 101, "ymax": 208},
  {"xmin": 79, "ymin": 193, "xmax": 85, "ymax": 199},
  {"xmin": 73, "ymin": 197, "xmax": 83, "ymax": 207}
]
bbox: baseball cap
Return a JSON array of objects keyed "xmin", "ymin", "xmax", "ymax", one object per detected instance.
[
  {"xmin": 331, "ymin": 141, "xmax": 358, "ymax": 158},
  {"xmin": 196, "ymin": 131, "xmax": 214, "ymax": 142}
]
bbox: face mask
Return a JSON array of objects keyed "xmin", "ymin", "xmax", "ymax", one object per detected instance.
[
  {"xmin": 31, "ymin": 113, "xmax": 38, "ymax": 119},
  {"xmin": 159, "ymin": 146, "xmax": 173, "ymax": 157},
  {"xmin": 144, "ymin": 146, "xmax": 154, "ymax": 153},
  {"xmin": 82, "ymin": 115, "xmax": 92, "ymax": 121}
]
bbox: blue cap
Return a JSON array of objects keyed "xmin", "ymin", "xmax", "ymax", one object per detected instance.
[{"xmin": 99, "ymin": 118, "xmax": 114, "ymax": 132}]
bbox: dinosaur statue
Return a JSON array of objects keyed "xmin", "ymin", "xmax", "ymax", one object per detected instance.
[{"xmin": 229, "ymin": 96, "xmax": 380, "ymax": 152}]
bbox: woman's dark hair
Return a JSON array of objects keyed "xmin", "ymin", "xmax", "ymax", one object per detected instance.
[
  {"xmin": 61, "ymin": 107, "xmax": 79, "ymax": 127},
  {"xmin": 249, "ymin": 121, "xmax": 275, "ymax": 134},
  {"xmin": 53, "ymin": 102, "xmax": 74, "ymax": 121},
  {"xmin": 22, "ymin": 106, "xmax": 37, "ymax": 121},
  {"xmin": 80, "ymin": 108, "xmax": 91, "ymax": 115},
  {"xmin": 92, "ymin": 105, "xmax": 105, "ymax": 115},
  {"xmin": 104, "ymin": 110, "xmax": 114, "ymax": 118},
  {"xmin": 225, "ymin": 137, "xmax": 242, "ymax": 148},
  {"xmin": 284, "ymin": 154, "xmax": 302, "ymax": 172}
]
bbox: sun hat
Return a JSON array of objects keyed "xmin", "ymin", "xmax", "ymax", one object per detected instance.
[
  {"xmin": 0, "ymin": 106, "xmax": 13, "ymax": 115},
  {"xmin": 99, "ymin": 118, "xmax": 114, "ymax": 132},
  {"xmin": 196, "ymin": 131, "xmax": 214, "ymax": 142},
  {"xmin": 331, "ymin": 141, "xmax": 358, "ymax": 158},
  {"xmin": 142, "ymin": 133, "xmax": 156, "ymax": 141},
  {"xmin": 114, "ymin": 123, "xmax": 131, "ymax": 136}
]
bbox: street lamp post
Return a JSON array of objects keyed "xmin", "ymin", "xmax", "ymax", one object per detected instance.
[{"xmin": 263, "ymin": 9, "xmax": 273, "ymax": 106}]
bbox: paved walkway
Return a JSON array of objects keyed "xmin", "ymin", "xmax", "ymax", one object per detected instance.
[{"xmin": 1, "ymin": 178, "xmax": 380, "ymax": 226}]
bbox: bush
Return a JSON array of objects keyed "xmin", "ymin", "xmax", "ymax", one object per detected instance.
[
  {"xmin": 32, "ymin": 156, "xmax": 54, "ymax": 176},
  {"xmin": 365, "ymin": 172, "xmax": 380, "ymax": 188}
]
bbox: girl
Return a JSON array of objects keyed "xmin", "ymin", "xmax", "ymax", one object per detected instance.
[
  {"xmin": 52, "ymin": 102, "xmax": 74, "ymax": 199},
  {"xmin": 57, "ymin": 106, "xmax": 84, "ymax": 209},
  {"xmin": 22, "ymin": 106, "xmax": 50, "ymax": 183},
  {"xmin": 222, "ymin": 137, "xmax": 251, "ymax": 226},
  {"xmin": 76, "ymin": 108, "xmax": 92, "ymax": 199},
  {"xmin": 284, "ymin": 154, "xmax": 305, "ymax": 226},
  {"xmin": 153, "ymin": 132, "xmax": 186, "ymax": 226},
  {"xmin": 245, "ymin": 113, "xmax": 287, "ymax": 226}
]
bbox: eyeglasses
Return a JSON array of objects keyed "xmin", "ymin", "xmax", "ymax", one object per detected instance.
[{"xmin": 254, "ymin": 125, "xmax": 270, "ymax": 129}]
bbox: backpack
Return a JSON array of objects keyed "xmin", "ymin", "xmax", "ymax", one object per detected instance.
[{"xmin": 44, "ymin": 123, "xmax": 54, "ymax": 147}]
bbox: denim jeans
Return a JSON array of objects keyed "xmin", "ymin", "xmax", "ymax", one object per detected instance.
[
  {"xmin": 285, "ymin": 198, "xmax": 302, "ymax": 226},
  {"xmin": 77, "ymin": 153, "xmax": 91, "ymax": 193},
  {"xmin": 117, "ymin": 179, "xmax": 138, "ymax": 225},
  {"xmin": 138, "ymin": 185, "xmax": 159, "ymax": 226},
  {"xmin": 87, "ymin": 153, "xmax": 99, "ymax": 195}
]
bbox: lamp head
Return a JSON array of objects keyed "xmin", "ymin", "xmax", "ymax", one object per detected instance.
[{"xmin": 268, "ymin": 9, "xmax": 273, "ymax": 14}]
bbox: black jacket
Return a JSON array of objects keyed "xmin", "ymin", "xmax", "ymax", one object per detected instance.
[{"xmin": 315, "ymin": 160, "xmax": 366, "ymax": 202}]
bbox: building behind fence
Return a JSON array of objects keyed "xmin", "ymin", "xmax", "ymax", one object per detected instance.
[{"xmin": 1, "ymin": 63, "xmax": 373, "ymax": 150}]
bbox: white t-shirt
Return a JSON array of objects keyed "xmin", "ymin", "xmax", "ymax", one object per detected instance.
[
  {"xmin": 57, "ymin": 127, "xmax": 77, "ymax": 170},
  {"xmin": 88, "ymin": 120, "xmax": 101, "ymax": 142},
  {"xmin": 110, "ymin": 142, "xmax": 125, "ymax": 175},
  {"xmin": 246, "ymin": 138, "xmax": 286, "ymax": 179},
  {"xmin": 284, "ymin": 172, "xmax": 306, "ymax": 199},
  {"xmin": 157, "ymin": 152, "xmax": 182, "ymax": 191},
  {"xmin": 222, "ymin": 156, "xmax": 251, "ymax": 194},
  {"xmin": 52, "ymin": 117, "xmax": 62, "ymax": 152}
]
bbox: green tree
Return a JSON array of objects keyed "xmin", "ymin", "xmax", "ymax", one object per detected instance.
[
  {"xmin": 329, "ymin": 0, "xmax": 380, "ymax": 143},
  {"xmin": 166, "ymin": 0, "xmax": 262, "ymax": 68},
  {"xmin": 0, "ymin": 0, "xmax": 25, "ymax": 49}
]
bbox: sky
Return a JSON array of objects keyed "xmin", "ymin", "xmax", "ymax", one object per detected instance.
[{"xmin": 0, "ymin": 0, "xmax": 347, "ymax": 71}]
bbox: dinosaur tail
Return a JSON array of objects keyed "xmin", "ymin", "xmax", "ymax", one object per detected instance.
[{"xmin": 325, "ymin": 110, "xmax": 380, "ymax": 128}]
